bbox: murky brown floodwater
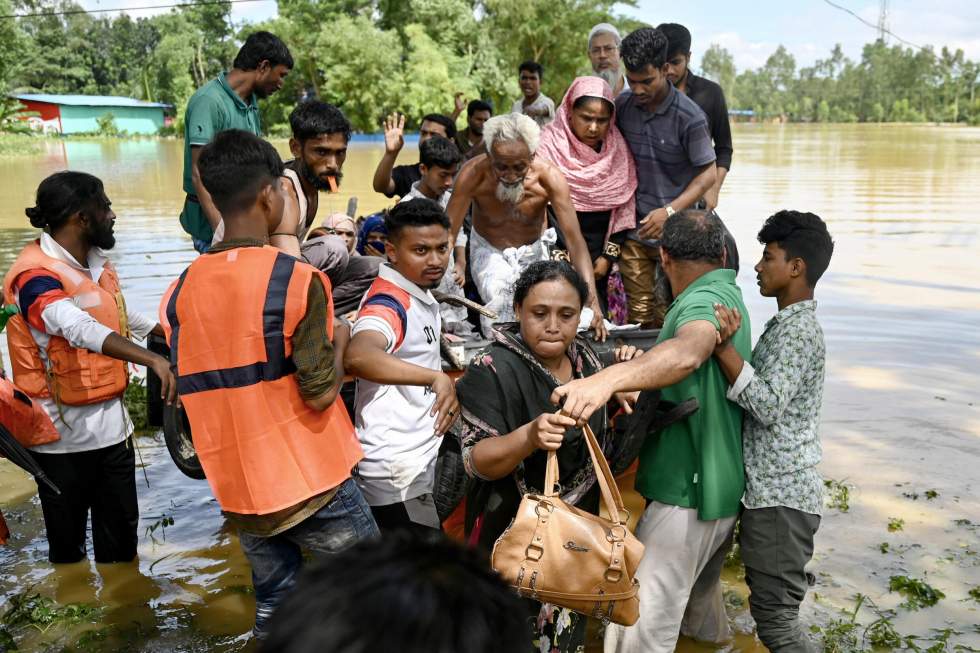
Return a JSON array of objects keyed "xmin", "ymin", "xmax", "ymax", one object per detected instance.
[{"xmin": 0, "ymin": 126, "xmax": 978, "ymax": 652}]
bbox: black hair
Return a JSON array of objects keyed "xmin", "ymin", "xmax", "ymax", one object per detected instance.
[
  {"xmin": 656, "ymin": 22, "xmax": 692, "ymax": 58},
  {"xmin": 261, "ymin": 531, "xmax": 527, "ymax": 653},
  {"xmin": 421, "ymin": 113, "xmax": 457, "ymax": 140},
  {"xmin": 233, "ymin": 31, "xmax": 294, "ymax": 71},
  {"xmin": 513, "ymin": 260, "xmax": 589, "ymax": 308},
  {"xmin": 384, "ymin": 197, "xmax": 450, "ymax": 240},
  {"xmin": 571, "ymin": 94, "xmax": 613, "ymax": 113},
  {"xmin": 518, "ymin": 60, "xmax": 543, "ymax": 80},
  {"xmin": 758, "ymin": 210, "xmax": 835, "ymax": 286},
  {"xmin": 661, "ymin": 209, "xmax": 725, "ymax": 264},
  {"xmin": 289, "ymin": 100, "xmax": 351, "ymax": 143},
  {"xmin": 467, "ymin": 99, "xmax": 493, "ymax": 118},
  {"xmin": 621, "ymin": 27, "xmax": 669, "ymax": 72},
  {"xmin": 420, "ymin": 136, "xmax": 462, "ymax": 169},
  {"xmin": 25, "ymin": 171, "xmax": 107, "ymax": 231},
  {"xmin": 197, "ymin": 130, "xmax": 284, "ymax": 217}
]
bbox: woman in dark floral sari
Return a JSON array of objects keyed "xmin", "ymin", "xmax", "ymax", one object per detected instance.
[{"xmin": 454, "ymin": 260, "xmax": 638, "ymax": 653}]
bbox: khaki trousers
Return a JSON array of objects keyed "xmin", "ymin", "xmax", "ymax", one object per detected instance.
[
  {"xmin": 618, "ymin": 239, "xmax": 667, "ymax": 327},
  {"xmin": 604, "ymin": 501, "xmax": 736, "ymax": 653}
]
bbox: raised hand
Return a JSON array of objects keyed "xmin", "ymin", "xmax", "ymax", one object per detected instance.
[{"xmin": 383, "ymin": 112, "xmax": 406, "ymax": 154}]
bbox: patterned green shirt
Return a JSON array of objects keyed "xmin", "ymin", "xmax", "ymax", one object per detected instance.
[{"xmin": 727, "ymin": 300, "xmax": 825, "ymax": 515}]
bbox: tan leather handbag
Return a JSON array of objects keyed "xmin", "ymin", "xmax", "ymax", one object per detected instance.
[{"xmin": 490, "ymin": 423, "xmax": 645, "ymax": 626}]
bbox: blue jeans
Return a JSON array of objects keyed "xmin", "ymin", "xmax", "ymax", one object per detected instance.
[{"xmin": 237, "ymin": 478, "xmax": 379, "ymax": 637}]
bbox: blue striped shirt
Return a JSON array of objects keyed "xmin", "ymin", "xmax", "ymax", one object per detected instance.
[{"xmin": 615, "ymin": 84, "xmax": 715, "ymax": 244}]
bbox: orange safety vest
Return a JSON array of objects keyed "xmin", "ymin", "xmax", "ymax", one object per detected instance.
[
  {"xmin": 159, "ymin": 246, "xmax": 363, "ymax": 515},
  {"xmin": 0, "ymin": 370, "xmax": 59, "ymax": 448},
  {"xmin": 1, "ymin": 240, "xmax": 129, "ymax": 406}
]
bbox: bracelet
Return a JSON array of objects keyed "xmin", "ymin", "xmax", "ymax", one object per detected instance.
[
  {"xmin": 603, "ymin": 241, "xmax": 621, "ymax": 260},
  {"xmin": 270, "ymin": 232, "xmax": 299, "ymax": 238}
]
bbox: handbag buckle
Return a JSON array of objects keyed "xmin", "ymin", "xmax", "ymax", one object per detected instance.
[
  {"xmin": 607, "ymin": 524, "xmax": 627, "ymax": 543},
  {"xmin": 534, "ymin": 501, "xmax": 554, "ymax": 517},
  {"xmin": 525, "ymin": 543, "xmax": 544, "ymax": 561},
  {"xmin": 604, "ymin": 568, "xmax": 623, "ymax": 583}
]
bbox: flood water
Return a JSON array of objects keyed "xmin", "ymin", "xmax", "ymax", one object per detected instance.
[{"xmin": 0, "ymin": 126, "xmax": 978, "ymax": 651}]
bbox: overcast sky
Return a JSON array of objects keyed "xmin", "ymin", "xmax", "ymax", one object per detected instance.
[{"xmin": 73, "ymin": 0, "xmax": 980, "ymax": 72}]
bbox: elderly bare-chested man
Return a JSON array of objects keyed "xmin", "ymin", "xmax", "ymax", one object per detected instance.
[{"xmin": 446, "ymin": 113, "xmax": 606, "ymax": 339}]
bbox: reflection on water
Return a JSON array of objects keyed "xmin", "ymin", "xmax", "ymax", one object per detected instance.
[{"xmin": 1, "ymin": 127, "xmax": 979, "ymax": 651}]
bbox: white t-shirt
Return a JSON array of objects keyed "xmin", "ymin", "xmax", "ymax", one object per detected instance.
[
  {"xmin": 350, "ymin": 264, "xmax": 443, "ymax": 506},
  {"xmin": 512, "ymin": 94, "xmax": 556, "ymax": 127}
]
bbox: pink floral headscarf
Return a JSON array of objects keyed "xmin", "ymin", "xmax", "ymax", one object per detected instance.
[{"xmin": 537, "ymin": 76, "xmax": 637, "ymax": 238}]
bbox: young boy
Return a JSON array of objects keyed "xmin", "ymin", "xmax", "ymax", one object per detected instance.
[
  {"xmin": 713, "ymin": 210, "xmax": 835, "ymax": 653},
  {"xmin": 398, "ymin": 136, "xmax": 469, "ymax": 333},
  {"xmin": 344, "ymin": 198, "xmax": 460, "ymax": 533},
  {"xmin": 160, "ymin": 129, "xmax": 377, "ymax": 638}
]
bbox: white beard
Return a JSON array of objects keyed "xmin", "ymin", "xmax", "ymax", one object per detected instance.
[
  {"xmin": 495, "ymin": 180, "xmax": 525, "ymax": 204},
  {"xmin": 594, "ymin": 68, "xmax": 619, "ymax": 88}
]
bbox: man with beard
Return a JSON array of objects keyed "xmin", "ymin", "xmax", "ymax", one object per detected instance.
[
  {"xmin": 588, "ymin": 23, "xmax": 626, "ymax": 96},
  {"xmin": 180, "ymin": 31, "xmax": 293, "ymax": 253},
  {"xmin": 446, "ymin": 113, "xmax": 606, "ymax": 339},
  {"xmin": 3, "ymin": 171, "xmax": 177, "ymax": 565}
]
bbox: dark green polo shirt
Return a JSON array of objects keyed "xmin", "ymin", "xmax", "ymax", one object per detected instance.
[
  {"xmin": 635, "ymin": 268, "xmax": 752, "ymax": 520},
  {"xmin": 180, "ymin": 72, "xmax": 262, "ymax": 242}
]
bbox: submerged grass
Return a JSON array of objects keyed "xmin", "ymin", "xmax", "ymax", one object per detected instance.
[
  {"xmin": 888, "ymin": 575, "xmax": 946, "ymax": 610},
  {"xmin": 0, "ymin": 589, "xmax": 101, "ymax": 649},
  {"xmin": 824, "ymin": 478, "xmax": 852, "ymax": 512}
]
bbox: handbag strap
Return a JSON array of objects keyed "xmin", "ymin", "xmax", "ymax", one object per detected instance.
[{"xmin": 542, "ymin": 419, "xmax": 628, "ymax": 525}]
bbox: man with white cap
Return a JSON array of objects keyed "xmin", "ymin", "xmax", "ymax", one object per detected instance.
[{"xmin": 588, "ymin": 23, "xmax": 627, "ymax": 95}]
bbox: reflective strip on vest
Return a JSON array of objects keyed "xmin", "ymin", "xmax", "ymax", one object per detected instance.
[{"xmin": 167, "ymin": 252, "xmax": 298, "ymax": 395}]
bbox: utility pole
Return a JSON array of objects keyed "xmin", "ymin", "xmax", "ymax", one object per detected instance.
[{"xmin": 877, "ymin": 0, "xmax": 889, "ymax": 43}]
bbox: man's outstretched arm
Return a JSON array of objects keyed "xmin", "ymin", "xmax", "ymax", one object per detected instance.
[{"xmin": 551, "ymin": 320, "xmax": 718, "ymax": 423}]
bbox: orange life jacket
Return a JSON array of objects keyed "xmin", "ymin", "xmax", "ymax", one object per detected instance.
[
  {"xmin": 0, "ymin": 370, "xmax": 59, "ymax": 448},
  {"xmin": 159, "ymin": 246, "xmax": 363, "ymax": 515},
  {"xmin": 1, "ymin": 240, "xmax": 129, "ymax": 406}
]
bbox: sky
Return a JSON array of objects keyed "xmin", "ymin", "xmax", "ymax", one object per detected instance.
[
  {"xmin": 621, "ymin": 0, "xmax": 980, "ymax": 71},
  {"xmin": 71, "ymin": 0, "xmax": 980, "ymax": 72}
]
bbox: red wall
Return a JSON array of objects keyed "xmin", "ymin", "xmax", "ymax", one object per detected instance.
[{"xmin": 18, "ymin": 100, "xmax": 62, "ymax": 130}]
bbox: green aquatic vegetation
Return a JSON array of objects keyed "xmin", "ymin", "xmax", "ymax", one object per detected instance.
[
  {"xmin": 889, "ymin": 575, "xmax": 946, "ymax": 610},
  {"xmin": 0, "ymin": 590, "xmax": 100, "ymax": 640},
  {"xmin": 824, "ymin": 478, "xmax": 852, "ymax": 512},
  {"xmin": 810, "ymin": 593, "xmax": 866, "ymax": 653},
  {"xmin": 865, "ymin": 613, "xmax": 903, "ymax": 649},
  {"xmin": 888, "ymin": 517, "xmax": 905, "ymax": 532},
  {"xmin": 925, "ymin": 489, "xmax": 939, "ymax": 500},
  {"xmin": 124, "ymin": 376, "xmax": 149, "ymax": 434},
  {"xmin": 968, "ymin": 586, "xmax": 980, "ymax": 603},
  {"xmin": 879, "ymin": 541, "xmax": 890, "ymax": 554},
  {"xmin": 144, "ymin": 513, "xmax": 175, "ymax": 542}
]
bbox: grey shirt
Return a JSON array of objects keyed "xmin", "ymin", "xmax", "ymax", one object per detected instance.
[
  {"xmin": 615, "ymin": 84, "xmax": 715, "ymax": 244},
  {"xmin": 727, "ymin": 300, "xmax": 826, "ymax": 515}
]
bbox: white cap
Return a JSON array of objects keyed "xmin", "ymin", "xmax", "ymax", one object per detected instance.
[{"xmin": 588, "ymin": 23, "xmax": 622, "ymax": 47}]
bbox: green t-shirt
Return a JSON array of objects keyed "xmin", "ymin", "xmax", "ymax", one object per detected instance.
[
  {"xmin": 635, "ymin": 268, "xmax": 752, "ymax": 520},
  {"xmin": 180, "ymin": 72, "xmax": 262, "ymax": 242}
]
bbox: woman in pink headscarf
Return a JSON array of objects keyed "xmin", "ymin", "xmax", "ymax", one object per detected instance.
[{"xmin": 538, "ymin": 76, "xmax": 637, "ymax": 322}]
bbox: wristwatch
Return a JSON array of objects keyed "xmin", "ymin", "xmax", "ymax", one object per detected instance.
[{"xmin": 665, "ymin": 205, "xmax": 676, "ymax": 217}]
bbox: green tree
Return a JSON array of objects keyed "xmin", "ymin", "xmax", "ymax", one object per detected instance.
[
  {"xmin": 313, "ymin": 14, "xmax": 404, "ymax": 131},
  {"xmin": 700, "ymin": 44, "xmax": 736, "ymax": 107}
]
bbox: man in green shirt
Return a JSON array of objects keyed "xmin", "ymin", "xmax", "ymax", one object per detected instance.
[
  {"xmin": 181, "ymin": 31, "xmax": 293, "ymax": 253},
  {"xmin": 553, "ymin": 209, "xmax": 751, "ymax": 652}
]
